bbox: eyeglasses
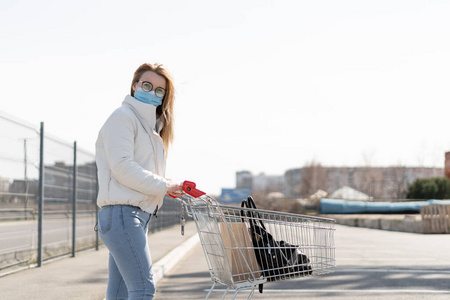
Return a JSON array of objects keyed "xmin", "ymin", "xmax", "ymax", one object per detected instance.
[{"xmin": 138, "ymin": 81, "xmax": 166, "ymax": 98}]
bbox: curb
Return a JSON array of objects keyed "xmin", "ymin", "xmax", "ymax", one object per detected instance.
[
  {"xmin": 326, "ymin": 214, "xmax": 425, "ymax": 234},
  {"xmin": 153, "ymin": 233, "xmax": 200, "ymax": 283}
]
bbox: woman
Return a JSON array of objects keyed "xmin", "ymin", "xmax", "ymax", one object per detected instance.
[{"xmin": 96, "ymin": 63, "xmax": 182, "ymax": 300}]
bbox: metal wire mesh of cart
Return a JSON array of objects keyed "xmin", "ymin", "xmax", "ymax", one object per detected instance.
[{"xmin": 180, "ymin": 194, "xmax": 336, "ymax": 295}]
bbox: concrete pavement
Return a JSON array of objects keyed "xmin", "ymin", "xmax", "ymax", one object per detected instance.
[
  {"xmin": 157, "ymin": 224, "xmax": 450, "ymax": 300},
  {"xmin": 1, "ymin": 214, "xmax": 449, "ymax": 299},
  {"xmin": 0, "ymin": 223, "xmax": 199, "ymax": 300}
]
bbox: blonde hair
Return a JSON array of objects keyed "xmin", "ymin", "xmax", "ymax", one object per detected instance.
[{"xmin": 131, "ymin": 63, "xmax": 175, "ymax": 153}]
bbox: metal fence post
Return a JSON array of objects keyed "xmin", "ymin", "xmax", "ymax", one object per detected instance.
[
  {"xmin": 37, "ymin": 122, "xmax": 44, "ymax": 267},
  {"xmin": 72, "ymin": 141, "xmax": 77, "ymax": 257},
  {"xmin": 95, "ymin": 167, "xmax": 99, "ymax": 251}
]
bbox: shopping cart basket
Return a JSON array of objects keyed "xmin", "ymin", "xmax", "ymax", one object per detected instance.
[{"xmin": 173, "ymin": 181, "xmax": 336, "ymax": 300}]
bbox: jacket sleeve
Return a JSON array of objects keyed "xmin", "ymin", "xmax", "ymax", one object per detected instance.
[{"xmin": 101, "ymin": 109, "xmax": 169, "ymax": 196}]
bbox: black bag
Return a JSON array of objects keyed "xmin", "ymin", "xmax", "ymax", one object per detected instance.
[{"xmin": 241, "ymin": 196, "xmax": 312, "ymax": 293}]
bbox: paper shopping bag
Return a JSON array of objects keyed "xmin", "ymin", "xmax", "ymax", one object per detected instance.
[{"xmin": 220, "ymin": 222, "xmax": 262, "ymax": 283}]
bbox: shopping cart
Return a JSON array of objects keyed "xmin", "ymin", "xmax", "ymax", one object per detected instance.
[{"xmin": 173, "ymin": 181, "xmax": 336, "ymax": 300}]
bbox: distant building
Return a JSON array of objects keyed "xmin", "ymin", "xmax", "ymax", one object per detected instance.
[
  {"xmin": 236, "ymin": 170, "xmax": 284, "ymax": 194},
  {"xmin": 240, "ymin": 166, "xmax": 443, "ymax": 200},
  {"xmin": 236, "ymin": 171, "xmax": 253, "ymax": 189},
  {"xmin": 220, "ymin": 187, "xmax": 252, "ymax": 203},
  {"xmin": 253, "ymin": 173, "xmax": 284, "ymax": 194},
  {"xmin": 223, "ymin": 171, "xmax": 284, "ymax": 202},
  {"xmin": 0, "ymin": 177, "xmax": 10, "ymax": 193},
  {"xmin": 43, "ymin": 161, "xmax": 97, "ymax": 203},
  {"xmin": 285, "ymin": 166, "xmax": 443, "ymax": 199},
  {"xmin": 284, "ymin": 168, "xmax": 302, "ymax": 199},
  {"xmin": 8, "ymin": 179, "xmax": 39, "ymax": 203},
  {"xmin": 0, "ymin": 177, "xmax": 11, "ymax": 202},
  {"xmin": 44, "ymin": 162, "xmax": 73, "ymax": 202}
]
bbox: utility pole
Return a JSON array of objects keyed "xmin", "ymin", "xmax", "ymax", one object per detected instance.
[
  {"xmin": 37, "ymin": 123, "xmax": 44, "ymax": 267},
  {"xmin": 72, "ymin": 141, "xmax": 77, "ymax": 257},
  {"xmin": 23, "ymin": 139, "xmax": 29, "ymax": 220},
  {"xmin": 19, "ymin": 138, "xmax": 30, "ymax": 220}
]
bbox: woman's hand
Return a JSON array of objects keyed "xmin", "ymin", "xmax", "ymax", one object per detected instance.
[{"xmin": 166, "ymin": 180, "xmax": 183, "ymax": 197}]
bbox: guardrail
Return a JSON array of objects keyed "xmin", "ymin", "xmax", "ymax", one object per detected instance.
[
  {"xmin": 421, "ymin": 205, "xmax": 450, "ymax": 234},
  {"xmin": 0, "ymin": 209, "xmax": 96, "ymax": 220}
]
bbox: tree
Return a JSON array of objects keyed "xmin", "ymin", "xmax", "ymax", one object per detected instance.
[
  {"xmin": 300, "ymin": 161, "xmax": 327, "ymax": 198},
  {"xmin": 406, "ymin": 177, "xmax": 450, "ymax": 200}
]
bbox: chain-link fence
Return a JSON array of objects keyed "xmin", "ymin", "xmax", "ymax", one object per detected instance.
[
  {"xmin": 40, "ymin": 134, "xmax": 98, "ymax": 261},
  {"xmin": 0, "ymin": 111, "xmax": 185, "ymax": 273},
  {"xmin": 0, "ymin": 112, "xmax": 41, "ymax": 271}
]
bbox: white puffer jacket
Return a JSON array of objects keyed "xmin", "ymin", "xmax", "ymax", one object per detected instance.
[{"xmin": 95, "ymin": 95, "xmax": 168, "ymax": 213}]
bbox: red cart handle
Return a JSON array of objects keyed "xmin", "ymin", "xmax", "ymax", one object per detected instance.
[
  {"xmin": 182, "ymin": 181, "xmax": 206, "ymax": 198},
  {"xmin": 168, "ymin": 181, "xmax": 206, "ymax": 198}
]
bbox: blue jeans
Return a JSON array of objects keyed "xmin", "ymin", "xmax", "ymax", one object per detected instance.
[{"xmin": 98, "ymin": 205, "xmax": 155, "ymax": 300}]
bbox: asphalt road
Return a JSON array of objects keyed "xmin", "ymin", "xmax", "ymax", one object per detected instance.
[
  {"xmin": 0, "ymin": 216, "xmax": 96, "ymax": 255},
  {"xmin": 156, "ymin": 224, "xmax": 450, "ymax": 300}
]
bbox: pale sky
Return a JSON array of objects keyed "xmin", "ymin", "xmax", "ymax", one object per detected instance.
[{"xmin": 1, "ymin": 0, "xmax": 449, "ymax": 195}]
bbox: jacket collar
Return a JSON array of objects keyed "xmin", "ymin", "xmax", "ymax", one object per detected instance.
[{"xmin": 123, "ymin": 95, "xmax": 163, "ymax": 134}]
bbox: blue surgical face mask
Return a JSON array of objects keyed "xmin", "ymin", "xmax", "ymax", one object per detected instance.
[{"xmin": 134, "ymin": 87, "xmax": 163, "ymax": 107}]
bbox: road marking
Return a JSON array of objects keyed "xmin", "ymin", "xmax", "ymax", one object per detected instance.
[{"xmin": 204, "ymin": 289, "xmax": 450, "ymax": 294}]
